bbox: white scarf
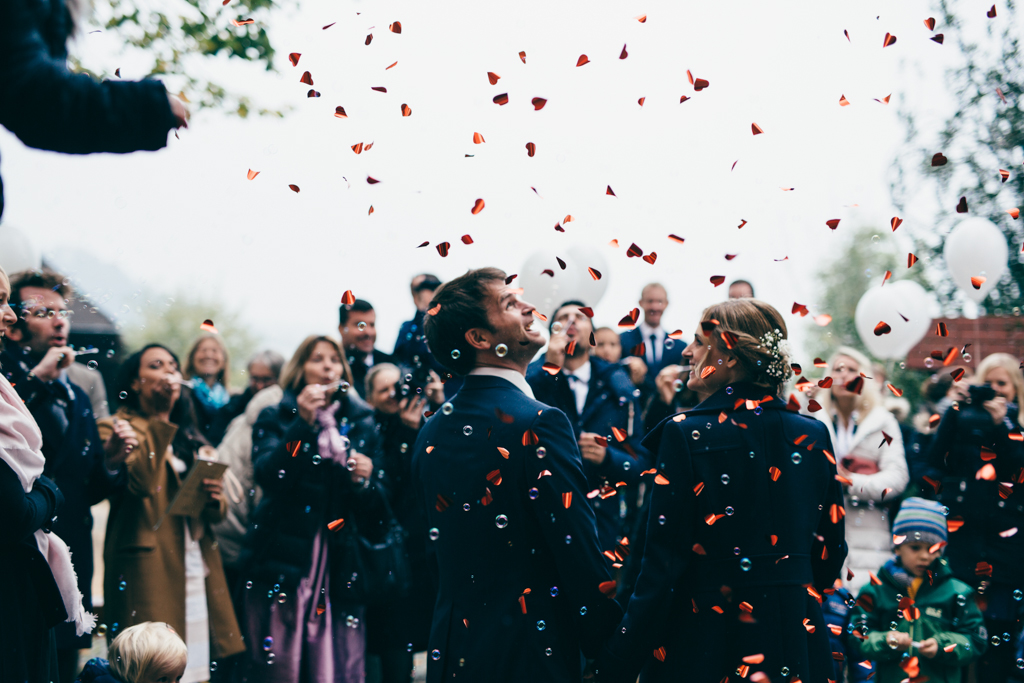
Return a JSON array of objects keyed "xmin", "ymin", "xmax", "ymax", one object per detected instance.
[{"xmin": 0, "ymin": 373, "xmax": 96, "ymax": 636}]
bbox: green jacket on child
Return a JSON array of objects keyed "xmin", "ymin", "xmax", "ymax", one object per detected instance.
[{"xmin": 849, "ymin": 557, "xmax": 988, "ymax": 683}]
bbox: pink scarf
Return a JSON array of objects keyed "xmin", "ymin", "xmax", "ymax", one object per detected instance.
[
  {"xmin": 0, "ymin": 373, "xmax": 96, "ymax": 636},
  {"xmin": 315, "ymin": 401, "xmax": 350, "ymax": 463}
]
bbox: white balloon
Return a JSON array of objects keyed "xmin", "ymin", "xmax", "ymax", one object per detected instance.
[
  {"xmin": 517, "ymin": 246, "xmax": 609, "ymax": 320},
  {"xmin": 855, "ymin": 280, "xmax": 933, "ymax": 360},
  {"xmin": 0, "ymin": 223, "xmax": 42, "ymax": 276},
  {"xmin": 943, "ymin": 217, "xmax": 1009, "ymax": 303}
]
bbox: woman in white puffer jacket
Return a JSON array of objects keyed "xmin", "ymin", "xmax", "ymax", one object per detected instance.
[{"xmin": 802, "ymin": 346, "xmax": 909, "ymax": 594}]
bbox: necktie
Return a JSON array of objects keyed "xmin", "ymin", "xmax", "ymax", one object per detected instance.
[
  {"xmin": 648, "ymin": 333, "xmax": 659, "ymax": 365},
  {"xmin": 566, "ymin": 374, "xmax": 586, "ymax": 415}
]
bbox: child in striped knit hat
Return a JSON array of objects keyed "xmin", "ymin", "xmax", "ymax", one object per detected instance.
[{"xmin": 848, "ymin": 497, "xmax": 989, "ymax": 683}]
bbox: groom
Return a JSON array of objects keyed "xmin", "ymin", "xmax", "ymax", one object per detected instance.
[{"xmin": 412, "ymin": 267, "xmax": 622, "ymax": 683}]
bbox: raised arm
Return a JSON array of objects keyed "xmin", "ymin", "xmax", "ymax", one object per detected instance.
[{"xmin": 0, "ymin": 0, "xmax": 177, "ymax": 155}]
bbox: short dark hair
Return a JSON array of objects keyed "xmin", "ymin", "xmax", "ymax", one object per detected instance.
[
  {"xmin": 550, "ymin": 300, "xmax": 587, "ymax": 333},
  {"xmin": 728, "ymin": 279, "xmax": 755, "ymax": 297},
  {"xmin": 339, "ymin": 298, "xmax": 374, "ymax": 327},
  {"xmin": 424, "ymin": 267, "xmax": 506, "ymax": 376},
  {"xmin": 8, "ymin": 269, "xmax": 72, "ymax": 335},
  {"xmin": 413, "ymin": 276, "xmax": 443, "ymax": 293}
]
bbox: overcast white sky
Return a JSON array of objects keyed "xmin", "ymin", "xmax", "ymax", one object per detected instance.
[{"xmin": 1, "ymin": 0, "xmax": 1011, "ymax": 361}]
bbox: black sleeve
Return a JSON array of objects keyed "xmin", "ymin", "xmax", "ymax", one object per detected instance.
[
  {"xmin": 527, "ymin": 408, "xmax": 623, "ymax": 658},
  {"xmin": 84, "ymin": 417, "xmax": 124, "ymax": 506},
  {"xmin": 812, "ymin": 437, "xmax": 848, "ymax": 592},
  {"xmin": 598, "ymin": 421, "xmax": 696, "ymax": 681},
  {"xmin": 252, "ymin": 405, "xmax": 320, "ymax": 497},
  {"xmin": 0, "ymin": 0, "xmax": 176, "ymax": 155},
  {"xmin": 0, "ymin": 460, "xmax": 62, "ymax": 544}
]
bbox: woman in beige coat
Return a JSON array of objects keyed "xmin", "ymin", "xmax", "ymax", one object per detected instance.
[
  {"xmin": 802, "ymin": 346, "xmax": 909, "ymax": 594},
  {"xmin": 99, "ymin": 343, "xmax": 244, "ymax": 683}
]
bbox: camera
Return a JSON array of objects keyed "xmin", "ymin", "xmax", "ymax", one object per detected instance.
[
  {"xmin": 394, "ymin": 356, "xmax": 432, "ymax": 400},
  {"xmin": 955, "ymin": 383, "xmax": 998, "ymax": 445}
]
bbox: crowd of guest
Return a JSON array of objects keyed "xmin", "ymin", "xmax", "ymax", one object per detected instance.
[{"xmin": 1, "ymin": 263, "xmax": 1021, "ymax": 683}]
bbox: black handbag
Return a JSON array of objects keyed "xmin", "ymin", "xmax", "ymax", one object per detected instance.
[{"xmin": 336, "ymin": 491, "xmax": 412, "ymax": 606}]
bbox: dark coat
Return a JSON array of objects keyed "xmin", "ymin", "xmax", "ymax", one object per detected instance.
[
  {"xmin": 411, "ymin": 374, "xmax": 623, "ymax": 683},
  {"xmin": 366, "ymin": 411, "xmax": 435, "ymax": 653},
  {"xmin": 242, "ymin": 387, "xmax": 387, "ymax": 596},
  {"xmin": 0, "ymin": 0, "xmax": 176, "ymax": 218},
  {"xmin": 526, "ymin": 356, "xmax": 649, "ymax": 555},
  {"xmin": 0, "ymin": 459, "xmax": 65, "ymax": 683},
  {"xmin": 392, "ymin": 312, "xmax": 463, "ymax": 400},
  {"xmin": 927, "ymin": 401, "xmax": 1024, "ymax": 587},
  {"xmin": 75, "ymin": 657, "xmax": 121, "ymax": 683},
  {"xmin": 348, "ymin": 348, "xmax": 396, "ymax": 400},
  {"xmin": 189, "ymin": 385, "xmax": 254, "ymax": 447},
  {"xmin": 618, "ymin": 327, "xmax": 685, "ymax": 403},
  {"xmin": 1, "ymin": 344, "xmax": 123, "ymax": 649},
  {"xmin": 598, "ymin": 383, "xmax": 848, "ymax": 683}
]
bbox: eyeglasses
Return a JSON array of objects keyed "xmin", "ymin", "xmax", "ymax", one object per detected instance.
[{"xmin": 23, "ymin": 307, "xmax": 72, "ymax": 320}]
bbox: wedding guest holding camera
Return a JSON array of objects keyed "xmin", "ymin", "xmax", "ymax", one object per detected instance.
[
  {"xmin": 598, "ymin": 299, "xmax": 847, "ymax": 683},
  {"xmin": 100, "ymin": 344, "xmax": 243, "ymax": 683},
  {"xmin": 928, "ymin": 353, "xmax": 1024, "ymax": 683},
  {"xmin": 239, "ymin": 335, "xmax": 386, "ymax": 683}
]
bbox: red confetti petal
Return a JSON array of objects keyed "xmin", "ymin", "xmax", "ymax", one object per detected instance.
[
  {"xmin": 839, "ymin": 94, "xmax": 851, "ymax": 106},
  {"xmin": 341, "ymin": 290, "xmax": 356, "ymax": 306},
  {"xmin": 335, "ymin": 106, "xmax": 348, "ymax": 118},
  {"xmin": 587, "ymin": 267, "xmax": 602, "ymax": 281},
  {"xmin": 526, "ymin": 142, "xmax": 536, "ymax": 157},
  {"xmin": 606, "ymin": 185, "xmax": 616, "ymax": 196},
  {"xmin": 389, "ymin": 20, "xmax": 402, "ymax": 33},
  {"xmin": 327, "ymin": 518, "xmax": 345, "ymax": 531},
  {"xmin": 487, "ymin": 72, "xmax": 500, "ymax": 85},
  {"xmin": 299, "ymin": 71, "xmax": 313, "ymax": 85},
  {"xmin": 924, "ymin": 17, "xmax": 936, "ymax": 30},
  {"xmin": 288, "ymin": 184, "xmax": 300, "ymax": 193},
  {"xmin": 751, "ymin": 122, "xmax": 764, "ymax": 135},
  {"xmin": 247, "ymin": 169, "xmax": 259, "ymax": 180},
  {"xmin": 288, "ymin": 53, "xmax": 301, "ymax": 66},
  {"xmin": 576, "ymin": 54, "xmax": 589, "ymax": 67},
  {"xmin": 471, "ymin": 198, "xmax": 485, "ymax": 215},
  {"xmin": 532, "ymin": 97, "xmax": 547, "ymax": 110},
  {"xmin": 882, "ymin": 32, "xmax": 897, "ymax": 47},
  {"xmin": 436, "ymin": 242, "xmax": 450, "ymax": 257},
  {"xmin": 826, "ymin": 219, "xmax": 841, "ymax": 231},
  {"xmin": 891, "ymin": 216, "xmax": 903, "ymax": 231},
  {"xmin": 710, "ymin": 275, "xmax": 726, "ymax": 287},
  {"xmin": 401, "ymin": 103, "xmax": 412, "ymax": 116},
  {"xmin": 493, "ymin": 93, "xmax": 509, "ymax": 105}
]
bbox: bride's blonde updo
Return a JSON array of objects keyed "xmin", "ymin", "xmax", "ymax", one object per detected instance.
[{"xmin": 697, "ymin": 298, "xmax": 792, "ymax": 396}]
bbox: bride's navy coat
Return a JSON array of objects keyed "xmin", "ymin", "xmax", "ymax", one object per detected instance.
[{"xmin": 599, "ymin": 382, "xmax": 848, "ymax": 683}]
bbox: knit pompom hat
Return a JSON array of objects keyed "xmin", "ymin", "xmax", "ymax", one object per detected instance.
[{"xmin": 892, "ymin": 497, "xmax": 948, "ymax": 548}]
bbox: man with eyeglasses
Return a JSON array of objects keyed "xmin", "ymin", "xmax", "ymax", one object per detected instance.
[{"xmin": 0, "ymin": 269, "xmax": 129, "ymax": 683}]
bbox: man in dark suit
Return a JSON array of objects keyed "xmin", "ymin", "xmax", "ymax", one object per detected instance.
[
  {"xmin": 618, "ymin": 283, "xmax": 684, "ymax": 404},
  {"xmin": 2, "ymin": 269, "xmax": 127, "ymax": 683},
  {"xmin": 413, "ymin": 267, "xmax": 622, "ymax": 683},
  {"xmin": 526, "ymin": 301, "xmax": 648, "ymax": 563},
  {"xmin": 339, "ymin": 298, "xmax": 395, "ymax": 399}
]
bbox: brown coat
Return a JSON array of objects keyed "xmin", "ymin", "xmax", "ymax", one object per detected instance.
[{"xmin": 98, "ymin": 409, "xmax": 244, "ymax": 658}]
